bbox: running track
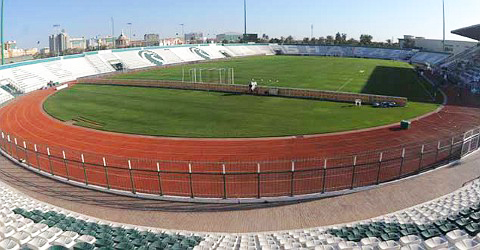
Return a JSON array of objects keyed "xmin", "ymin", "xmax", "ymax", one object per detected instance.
[{"xmin": 0, "ymin": 84, "xmax": 478, "ymax": 198}]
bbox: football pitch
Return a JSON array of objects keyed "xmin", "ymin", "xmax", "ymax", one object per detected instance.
[{"xmin": 44, "ymin": 56, "xmax": 442, "ymax": 138}]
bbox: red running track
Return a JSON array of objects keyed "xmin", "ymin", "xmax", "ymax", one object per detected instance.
[{"xmin": 0, "ymin": 84, "xmax": 479, "ymax": 198}]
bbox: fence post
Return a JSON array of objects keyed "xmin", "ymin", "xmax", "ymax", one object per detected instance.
[
  {"xmin": 47, "ymin": 147, "xmax": 53, "ymax": 175},
  {"xmin": 322, "ymin": 159, "xmax": 327, "ymax": 193},
  {"xmin": 23, "ymin": 142, "xmax": 29, "ymax": 165},
  {"xmin": 34, "ymin": 144, "xmax": 40, "ymax": 170},
  {"xmin": 128, "ymin": 160, "xmax": 136, "ymax": 194},
  {"xmin": 290, "ymin": 161, "xmax": 295, "ymax": 197},
  {"xmin": 376, "ymin": 152, "xmax": 383, "ymax": 185},
  {"xmin": 418, "ymin": 145, "xmax": 425, "ymax": 172},
  {"xmin": 81, "ymin": 154, "xmax": 88, "ymax": 185},
  {"xmin": 189, "ymin": 163, "xmax": 194, "ymax": 198},
  {"xmin": 156, "ymin": 162, "xmax": 163, "ymax": 196},
  {"xmin": 351, "ymin": 156, "xmax": 357, "ymax": 189},
  {"xmin": 14, "ymin": 138, "xmax": 19, "ymax": 159},
  {"xmin": 63, "ymin": 151, "xmax": 69, "ymax": 180},
  {"xmin": 257, "ymin": 163, "xmax": 261, "ymax": 199},
  {"xmin": 7, "ymin": 135, "xmax": 11, "ymax": 156},
  {"xmin": 1, "ymin": 132, "xmax": 5, "ymax": 150},
  {"xmin": 435, "ymin": 141, "xmax": 441, "ymax": 162},
  {"xmin": 222, "ymin": 164, "xmax": 227, "ymax": 199},
  {"xmin": 449, "ymin": 137, "xmax": 455, "ymax": 161},
  {"xmin": 399, "ymin": 148, "xmax": 406, "ymax": 177},
  {"xmin": 103, "ymin": 157, "xmax": 109, "ymax": 189}
]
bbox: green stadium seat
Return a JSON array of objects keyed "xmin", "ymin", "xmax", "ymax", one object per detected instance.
[
  {"xmin": 94, "ymin": 238, "xmax": 114, "ymax": 248},
  {"xmin": 455, "ymin": 218, "xmax": 473, "ymax": 228},
  {"xmin": 114, "ymin": 242, "xmax": 135, "ymax": 250},
  {"xmin": 73, "ymin": 242, "xmax": 95, "ymax": 250},
  {"xmin": 48, "ymin": 246, "xmax": 69, "ymax": 250},
  {"xmin": 438, "ymin": 223, "xmax": 458, "ymax": 234},
  {"xmin": 420, "ymin": 228, "xmax": 441, "ymax": 239},
  {"xmin": 465, "ymin": 222, "xmax": 480, "ymax": 236}
]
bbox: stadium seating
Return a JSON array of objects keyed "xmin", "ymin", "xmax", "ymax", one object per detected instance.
[
  {"xmin": 410, "ymin": 52, "xmax": 451, "ymax": 65},
  {"xmin": 278, "ymin": 45, "xmax": 418, "ymax": 61},
  {"xmin": 149, "ymin": 48, "xmax": 184, "ymax": 64},
  {"xmin": 114, "ymin": 51, "xmax": 155, "ymax": 69},
  {"xmin": 1, "ymin": 172, "xmax": 480, "ymax": 249},
  {"xmin": 0, "ymin": 87, "xmax": 14, "ymax": 104},
  {"xmin": 196, "ymin": 45, "xmax": 227, "ymax": 59},
  {"xmin": 0, "ymin": 44, "xmax": 457, "ymax": 99},
  {"xmin": 84, "ymin": 54, "xmax": 116, "ymax": 74},
  {"xmin": 440, "ymin": 46, "xmax": 480, "ymax": 90},
  {"xmin": 171, "ymin": 47, "xmax": 206, "ymax": 62},
  {"xmin": 10, "ymin": 67, "xmax": 48, "ymax": 93},
  {"xmin": 59, "ymin": 58, "xmax": 98, "ymax": 79},
  {"xmin": 42, "ymin": 62, "xmax": 75, "ymax": 83}
]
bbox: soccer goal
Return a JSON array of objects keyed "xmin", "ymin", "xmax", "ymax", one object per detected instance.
[{"xmin": 182, "ymin": 67, "xmax": 235, "ymax": 84}]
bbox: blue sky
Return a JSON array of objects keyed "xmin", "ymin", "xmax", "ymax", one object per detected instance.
[{"xmin": 5, "ymin": 0, "xmax": 480, "ymax": 48}]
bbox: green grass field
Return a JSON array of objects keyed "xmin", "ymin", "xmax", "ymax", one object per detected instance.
[{"xmin": 44, "ymin": 56, "xmax": 442, "ymax": 138}]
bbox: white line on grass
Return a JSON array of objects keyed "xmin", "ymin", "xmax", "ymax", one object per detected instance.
[{"xmin": 336, "ymin": 78, "xmax": 353, "ymax": 92}]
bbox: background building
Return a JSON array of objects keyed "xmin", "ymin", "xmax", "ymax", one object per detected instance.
[
  {"xmin": 115, "ymin": 32, "xmax": 130, "ymax": 48},
  {"xmin": 69, "ymin": 37, "xmax": 86, "ymax": 50},
  {"xmin": 216, "ymin": 32, "xmax": 242, "ymax": 43},
  {"xmin": 399, "ymin": 35, "xmax": 478, "ymax": 54},
  {"xmin": 184, "ymin": 32, "xmax": 204, "ymax": 44},
  {"xmin": 49, "ymin": 31, "xmax": 69, "ymax": 55},
  {"xmin": 144, "ymin": 34, "xmax": 160, "ymax": 46}
]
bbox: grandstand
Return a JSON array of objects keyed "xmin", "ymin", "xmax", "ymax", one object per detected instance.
[
  {"xmin": 0, "ymin": 44, "xmax": 452, "ymax": 98},
  {"xmin": 1, "ymin": 163, "xmax": 480, "ymax": 249},
  {"xmin": 437, "ymin": 24, "xmax": 480, "ymax": 92}
]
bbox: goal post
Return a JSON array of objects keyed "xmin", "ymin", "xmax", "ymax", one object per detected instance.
[{"xmin": 183, "ymin": 67, "xmax": 235, "ymax": 84}]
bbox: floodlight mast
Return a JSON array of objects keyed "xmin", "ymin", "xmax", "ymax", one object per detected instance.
[
  {"xmin": 442, "ymin": 0, "xmax": 446, "ymax": 52},
  {"xmin": 1, "ymin": 0, "xmax": 4, "ymax": 65},
  {"xmin": 244, "ymin": 0, "xmax": 247, "ymax": 39}
]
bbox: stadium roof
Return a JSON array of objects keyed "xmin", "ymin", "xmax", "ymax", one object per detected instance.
[{"xmin": 452, "ymin": 24, "xmax": 480, "ymax": 41}]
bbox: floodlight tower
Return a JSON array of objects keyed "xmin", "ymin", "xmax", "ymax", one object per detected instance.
[
  {"xmin": 127, "ymin": 22, "xmax": 132, "ymax": 41},
  {"xmin": 442, "ymin": 0, "xmax": 446, "ymax": 52},
  {"xmin": 243, "ymin": 0, "xmax": 247, "ymax": 39},
  {"xmin": 111, "ymin": 17, "xmax": 115, "ymax": 49},
  {"xmin": 1, "ymin": 0, "xmax": 5, "ymax": 65}
]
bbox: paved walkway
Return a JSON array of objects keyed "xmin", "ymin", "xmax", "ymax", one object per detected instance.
[{"xmin": 0, "ymin": 151, "xmax": 479, "ymax": 233}]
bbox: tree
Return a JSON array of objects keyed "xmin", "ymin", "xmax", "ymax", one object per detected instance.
[
  {"xmin": 347, "ymin": 38, "xmax": 358, "ymax": 45},
  {"xmin": 285, "ymin": 35, "xmax": 294, "ymax": 44},
  {"xmin": 310, "ymin": 37, "xmax": 317, "ymax": 45},
  {"xmin": 318, "ymin": 37, "xmax": 326, "ymax": 45},
  {"xmin": 326, "ymin": 35, "xmax": 334, "ymax": 45},
  {"xmin": 341, "ymin": 33, "xmax": 347, "ymax": 43},
  {"xmin": 335, "ymin": 32, "xmax": 342, "ymax": 44},
  {"xmin": 302, "ymin": 37, "xmax": 310, "ymax": 44},
  {"xmin": 360, "ymin": 34, "xmax": 373, "ymax": 45}
]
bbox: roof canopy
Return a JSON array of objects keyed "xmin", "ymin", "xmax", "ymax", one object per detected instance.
[{"xmin": 452, "ymin": 24, "xmax": 480, "ymax": 41}]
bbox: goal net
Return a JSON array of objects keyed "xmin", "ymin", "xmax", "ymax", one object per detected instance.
[{"xmin": 182, "ymin": 68, "xmax": 235, "ymax": 84}]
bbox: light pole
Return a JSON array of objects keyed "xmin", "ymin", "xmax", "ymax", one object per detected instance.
[
  {"xmin": 127, "ymin": 22, "xmax": 132, "ymax": 46},
  {"xmin": 442, "ymin": 0, "xmax": 446, "ymax": 52},
  {"xmin": 1, "ymin": 0, "xmax": 5, "ymax": 65},
  {"xmin": 311, "ymin": 24, "xmax": 314, "ymax": 40},
  {"xmin": 243, "ymin": 0, "xmax": 247, "ymax": 40},
  {"xmin": 180, "ymin": 24, "xmax": 185, "ymax": 42},
  {"xmin": 111, "ymin": 17, "xmax": 115, "ymax": 49}
]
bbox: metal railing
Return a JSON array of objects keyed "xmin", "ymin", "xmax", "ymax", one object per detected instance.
[{"xmin": 0, "ymin": 127, "xmax": 478, "ymax": 202}]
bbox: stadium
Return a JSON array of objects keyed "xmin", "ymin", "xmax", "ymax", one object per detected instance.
[{"xmin": 0, "ymin": 1, "xmax": 480, "ymax": 249}]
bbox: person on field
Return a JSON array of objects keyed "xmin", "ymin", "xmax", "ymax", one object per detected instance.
[{"xmin": 250, "ymin": 79, "xmax": 257, "ymax": 93}]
